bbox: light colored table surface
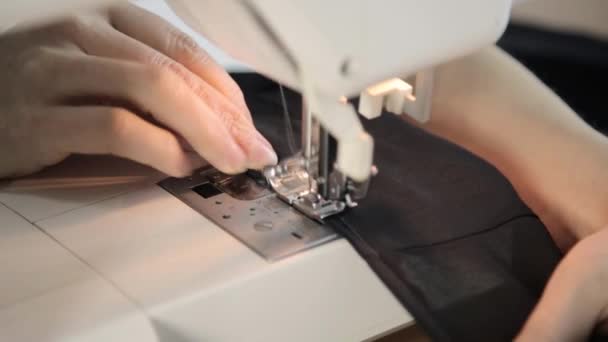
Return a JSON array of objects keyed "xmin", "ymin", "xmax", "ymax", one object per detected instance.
[{"xmin": 0, "ymin": 156, "xmax": 412, "ymax": 341}]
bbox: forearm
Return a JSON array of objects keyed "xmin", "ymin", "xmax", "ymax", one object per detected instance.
[
  {"xmin": 418, "ymin": 46, "xmax": 608, "ymax": 250},
  {"xmin": 516, "ymin": 228, "xmax": 608, "ymax": 341}
]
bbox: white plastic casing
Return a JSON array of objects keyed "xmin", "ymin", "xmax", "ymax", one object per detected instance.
[
  {"xmin": 359, "ymin": 70, "xmax": 435, "ymax": 123},
  {"xmin": 359, "ymin": 78, "xmax": 415, "ymax": 120},
  {"xmin": 167, "ymin": 0, "xmax": 512, "ymax": 99}
]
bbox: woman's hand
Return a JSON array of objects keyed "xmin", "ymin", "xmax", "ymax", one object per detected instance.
[
  {"xmin": 517, "ymin": 228, "xmax": 608, "ymax": 341},
  {"xmin": 414, "ymin": 46, "xmax": 608, "ymax": 341},
  {"xmin": 0, "ymin": 3, "xmax": 277, "ymax": 179},
  {"xmin": 417, "ymin": 46, "xmax": 608, "ymax": 250}
]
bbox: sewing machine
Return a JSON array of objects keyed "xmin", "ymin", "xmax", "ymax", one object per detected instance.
[
  {"xmin": 0, "ymin": 0, "xmax": 511, "ymax": 340},
  {"xmin": 161, "ymin": 0, "xmax": 512, "ymax": 260},
  {"xmin": 170, "ymin": 0, "xmax": 512, "ymax": 211}
]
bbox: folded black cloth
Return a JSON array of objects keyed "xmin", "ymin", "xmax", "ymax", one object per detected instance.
[{"xmin": 234, "ymin": 73, "xmax": 564, "ymax": 341}]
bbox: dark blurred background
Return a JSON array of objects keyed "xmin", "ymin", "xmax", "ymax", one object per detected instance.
[{"xmin": 499, "ymin": 0, "xmax": 608, "ymax": 133}]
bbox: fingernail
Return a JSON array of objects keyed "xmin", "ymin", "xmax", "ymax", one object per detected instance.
[
  {"xmin": 256, "ymin": 132, "xmax": 278, "ymax": 164},
  {"xmin": 255, "ymin": 130, "xmax": 273, "ymax": 150},
  {"xmin": 248, "ymin": 139, "xmax": 278, "ymax": 169}
]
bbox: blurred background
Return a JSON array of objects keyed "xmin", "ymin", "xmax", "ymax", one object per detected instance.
[{"xmin": 501, "ymin": 0, "xmax": 608, "ymax": 133}]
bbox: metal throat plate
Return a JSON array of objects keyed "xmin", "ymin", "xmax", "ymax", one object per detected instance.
[{"xmin": 158, "ymin": 168, "xmax": 338, "ymax": 262}]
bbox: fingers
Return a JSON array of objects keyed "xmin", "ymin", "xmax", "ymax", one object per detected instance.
[
  {"xmin": 86, "ymin": 24, "xmax": 253, "ymax": 126},
  {"xmin": 39, "ymin": 48, "xmax": 276, "ymax": 172},
  {"xmin": 60, "ymin": 15, "xmax": 278, "ymax": 171},
  {"xmin": 63, "ymin": 5, "xmax": 252, "ymax": 125},
  {"xmin": 107, "ymin": 3, "xmax": 250, "ymax": 116},
  {"xmin": 44, "ymin": 106, "xmax": 204, "ymax": 177},
  {"xmin": 38, "ymin": 7, "xmax": 277, "ymax": 172}
]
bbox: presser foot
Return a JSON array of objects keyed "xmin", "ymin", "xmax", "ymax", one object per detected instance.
[{"xmin": 263, "ymin": 154, "xmax": 373, "ymax": 222}]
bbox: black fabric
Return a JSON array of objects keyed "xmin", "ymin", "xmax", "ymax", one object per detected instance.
[
  {"xmin": 233, "ymin": 73, "xmax": 566, "ymax": 341},
  {"xmin": 497, "ymin": 26, "xmax": 608, "ymax": 342}
]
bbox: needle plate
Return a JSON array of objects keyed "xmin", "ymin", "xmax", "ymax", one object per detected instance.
[{"xmin": 159, "ymin": 167, "xmax": 338, "ymax": 262}]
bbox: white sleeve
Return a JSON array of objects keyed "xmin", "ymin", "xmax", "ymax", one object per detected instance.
[{"xmin": 134, "ymin": 0, "xmax": 250, "ymax": 72}]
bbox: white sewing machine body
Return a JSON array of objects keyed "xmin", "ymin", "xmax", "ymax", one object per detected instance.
[
  {"xmin": 170, "ymin": 0, "xmax": 511, "ymax": 98},
  {"xmin": 0, "ymin": 0, "xmax": 513, "ymax": 340},
  {"xmin": 0, "ymin": 156, "xmax": 412, "ymax": 341}
]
